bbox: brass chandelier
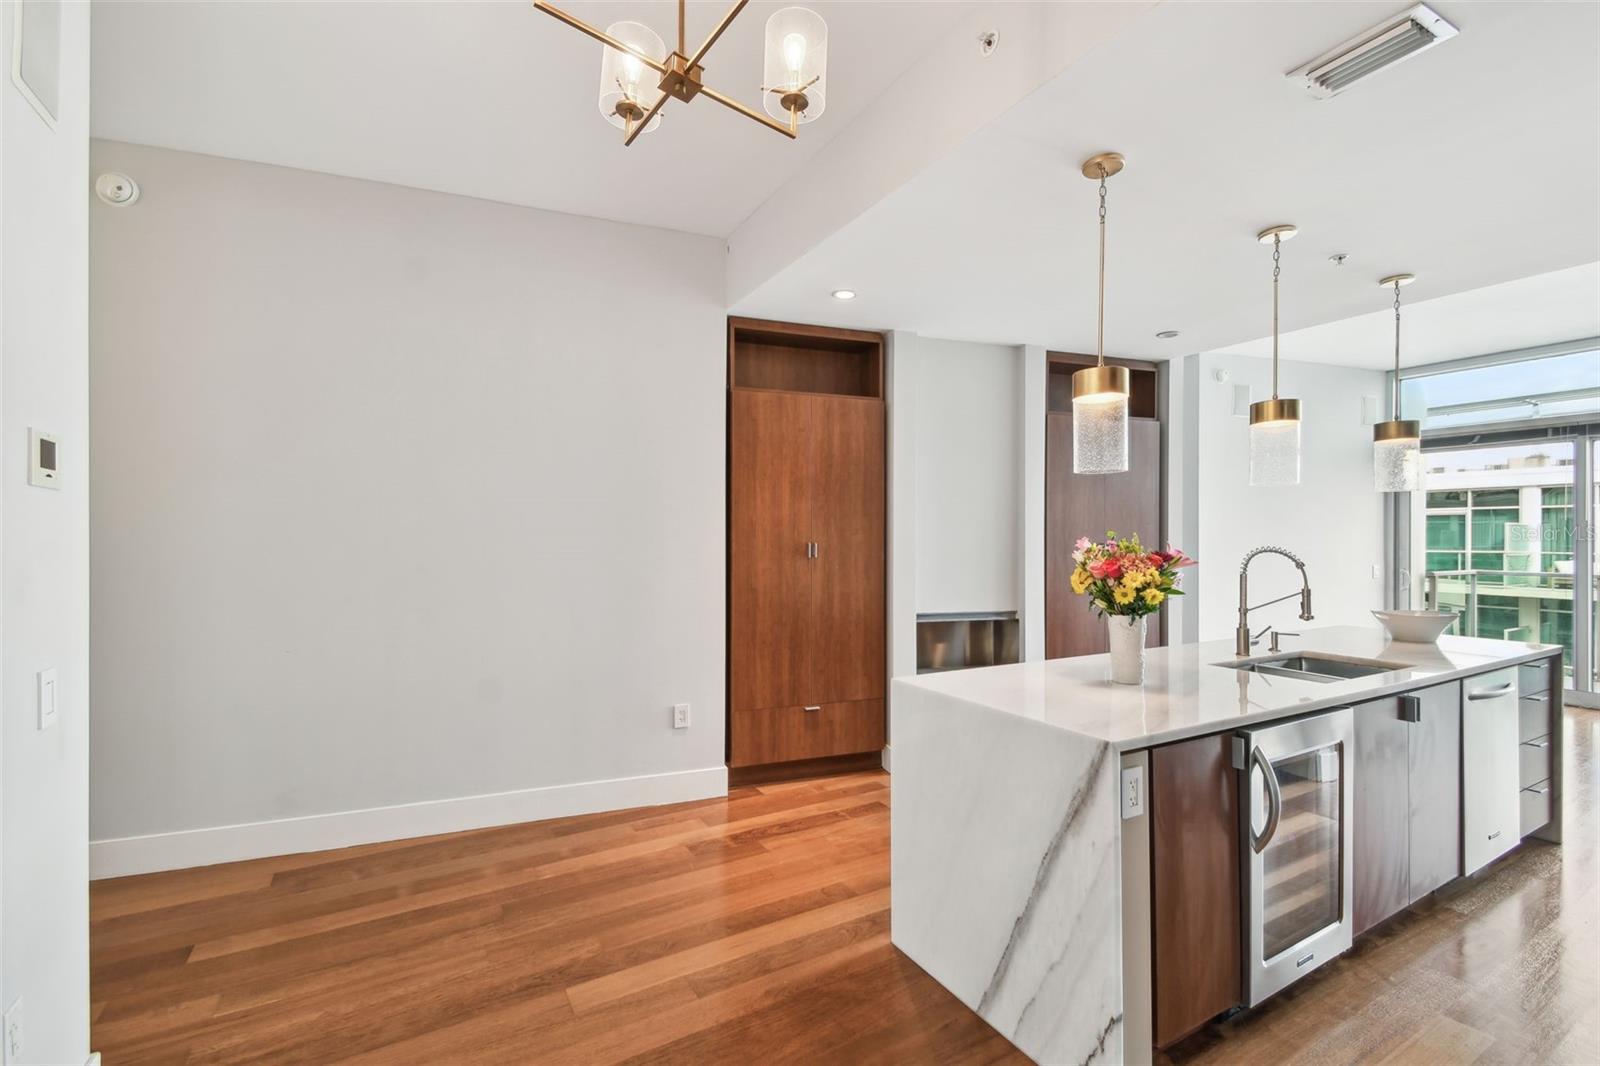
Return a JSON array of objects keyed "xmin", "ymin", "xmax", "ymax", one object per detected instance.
[{"xmin": 534, "ymin": 1, "xmax": 828, "ymax": 147}]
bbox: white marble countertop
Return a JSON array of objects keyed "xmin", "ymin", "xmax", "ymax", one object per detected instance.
[{"xmin": 894, "ymin": 625, "xmax": 1559, "ymax": 750}]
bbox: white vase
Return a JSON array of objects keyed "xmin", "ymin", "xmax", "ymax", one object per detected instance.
[{"xmin": 1107, "ymin": 615, "xmax": 1147, "ymax": 685}]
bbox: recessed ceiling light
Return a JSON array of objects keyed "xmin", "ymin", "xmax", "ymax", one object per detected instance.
[
  {"xmin": 831, "ymin": 289, "xmax": 856, "ymax": 300},
  {"xmin": 1156, "ymin": 330, "xmax": 1180, "ymax": 339}
]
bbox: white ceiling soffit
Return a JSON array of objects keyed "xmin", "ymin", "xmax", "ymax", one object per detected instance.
[
  {"xmin": 89, "ymin": 0, "xmax": 971, "ymax": 238},
  {"xmin": 731, "ymin": 1, "xmax": 1600, "ymax": 361},
  {"xmin": 1214, "ymin": 262, "xmax": 1600, "ymax": 370}
]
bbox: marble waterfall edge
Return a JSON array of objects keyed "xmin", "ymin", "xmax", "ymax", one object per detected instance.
[{"xmin": 891, "ymin": 683, "xmax": 1123, "ymax": 1065}]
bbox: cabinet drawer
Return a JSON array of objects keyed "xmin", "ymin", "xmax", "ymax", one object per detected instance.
[
  {"xmin": 729, "ymin": 699, "xmax": 886, "ymax": 768},
  {"xmin": 1520, "ymin": 781, "xmax": 1552, "ymax": 836},
  {"xmin": 1519, "ymin": 737, "xmax": 1552, "ymax": 789},
  {"xmin": 1517, "ymin": 658, "xmax": 1552, "ymax": 697},
  {"xmin": 1518, "ymin": 695, "xmax": 1552, "ymax": 743}
]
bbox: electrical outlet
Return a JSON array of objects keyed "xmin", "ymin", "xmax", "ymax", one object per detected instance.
[
  {"xmin": 1120, "ymin": 765, "xmax": 1144, "ymax": 820},
  {"xmin": 4, "ymin": 998, "xmax": 22, "ymax": 1066},
  {"xmin": 672, "ymin": 703, "xmax": 690, "ymax": 729}
]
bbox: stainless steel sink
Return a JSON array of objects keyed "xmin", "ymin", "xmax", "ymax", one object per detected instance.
[{"xmin": 1217, "ymin": 653, "xmax": 1400, "ymax": 683}]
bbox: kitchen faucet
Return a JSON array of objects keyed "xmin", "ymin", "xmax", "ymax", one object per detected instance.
[{"xmin": 1237, "ymin": 546, "xmax": 1314, "ymax": 656}]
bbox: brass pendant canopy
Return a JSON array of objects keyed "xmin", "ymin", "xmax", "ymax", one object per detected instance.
[
  {"xmin": 1071, "ymin": 364, "xmax": 1130, "ymax": 401},
  {"xmin": 1249, "ymin": 397, "xmax": 1302, "ymax": 425}
]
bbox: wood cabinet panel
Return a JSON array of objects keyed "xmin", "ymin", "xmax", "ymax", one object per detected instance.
[
  {"xmin": 1044, "ymin": 416, "xmax": 1162, "ymax": 660},
  {"xmin": 1151, "ymin": 733, "xmax": 1240, "ymax": 1047},
  {"xmin": 1407, "ymin": 681, "xmax": 1462, "ymax": 902},
  {"xmin": 1353, "ymin": 697, "xmax": 1410, "ymax": 936},
  {"xmin": 730, "ymin": 390, "xmax": 816, "ymax": 713},
  {"xmin": 811, "ymin": 398, "xmax": 886, "ymax": 705},
  {"xmin": 728, "ymin": 699, "xmax": 886, "ymax": 767}
]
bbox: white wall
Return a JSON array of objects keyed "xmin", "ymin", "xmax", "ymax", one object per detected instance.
[
  {"xmin": 88, "ymin": 141, "xmax": 728, "ymax": 875},
  {"xmin": 912, "ymin": 337, "xmax": 1021, "ymax": 614},
  {"xmin": 2, "ymin": 1, "xmax": 93, "ymax": 1060},
  {"xmin": 1188, "ymin": 351, "xmax": 1388, "ymax": 642}
]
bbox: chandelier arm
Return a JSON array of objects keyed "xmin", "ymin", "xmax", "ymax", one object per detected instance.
[
  {"xmin": 622, "ymin": 91, "xmax": 672, "ymax": 147},
  {"xmin": 678, "ymin": 0, "xmax": 686, "ymax": 56},
  {"xmin": 532, "ymin": 2, "xmax": 669, "ymax": 75},
  {"xmin": 698, "ymin": 83, "xmax": 798, "ymax": 139},
  {"xmin": 689, "ymin": 0, "xmax": 749, "ymax": 70}
]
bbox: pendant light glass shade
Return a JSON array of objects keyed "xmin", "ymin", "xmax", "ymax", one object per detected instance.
[
  {"xmin": 1373, "ymin": 424, "xmax": 1422, "ymax": 492},
  {"xmin": 1072, "ymin": 365, "xmax": 1131, "ymax": 474},
  {"xmin": 1374, "ymin": 274, "xmax": 1420, "ymax": 492},
  {"xmin": 1249, "ymin": 226, "xmax": 1302, "ymax": 487},
  {"xmin": 763, "ymin": 8, "xmax": 827, "ymax": 124},
  {"xmin": 597, "ymin": 22, "xmax": 667, "ymax": 133},
  {"xmin": 1248, "ymin": 400, "xmax": 1299, "ymax": 483}
]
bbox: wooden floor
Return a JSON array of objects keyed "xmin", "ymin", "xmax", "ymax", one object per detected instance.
[{"xmin": 93, "ymin": 707, "xmax": 1599, "ymax": 1065}]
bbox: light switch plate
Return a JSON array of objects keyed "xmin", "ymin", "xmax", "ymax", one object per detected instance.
[
  {"xmin": 28, "ymin": 428, "xmax": 59, "ymax": 489},
  {"xmin": 38, "ymin": 668, "xmax": 58, "ymax": 730},
  {"xmin": 1120, "ymin": 765, "xmax": 1145, "ymax": 820}
]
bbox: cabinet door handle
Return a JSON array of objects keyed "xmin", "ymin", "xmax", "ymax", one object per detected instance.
[
  {"xmin": 1523, "ymin": 693, "xmax": 1549, "ymax": 702},
  {"xmin": 1468, "ymin": 682, "xmax": 1514, "ymax": 700},
  {"xmin": 803, "ymin": 705, "xmax": 821, "ymax": 712},
  {"xmin": 1399, "ymin": 695, "xmax": 1422, "ymax": 723}
]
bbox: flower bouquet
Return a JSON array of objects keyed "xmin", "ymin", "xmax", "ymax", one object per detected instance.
[{"xmin": 1069, "ymin": 532, "xmax": 1194, "ymax": 683}]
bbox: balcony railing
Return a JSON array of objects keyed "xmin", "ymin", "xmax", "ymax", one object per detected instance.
[{"xmin": 1423, "ymin": 569, "xmax": 1594, "ymax": 677}]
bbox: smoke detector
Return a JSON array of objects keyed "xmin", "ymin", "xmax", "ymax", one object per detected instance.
[
  {"xmin": 977, "ymin": 31, "xmax": 998, "ymax": 57},
  {"xmin": 1289, "ymin": 4, "xmax": 1458, "ymax": 99},
  {"xmin": 95, "ymin": 173, "xmax": 140, "ymax": 206}
]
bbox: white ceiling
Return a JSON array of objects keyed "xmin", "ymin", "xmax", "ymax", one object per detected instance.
[
  {"xmin": 90, "ymin": 0, "xmax": 967, "ymax": 237},
  {"xmin": 734, "ymin": 1, "xmax": 1600, "ymax": 360},
  {"xmin": 1214, "ymin": 262, "xmax": 1600, "ymax": 369}
]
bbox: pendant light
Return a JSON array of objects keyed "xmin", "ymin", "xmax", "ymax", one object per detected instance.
[
  {"xmin": 1373, "ymin": 273, "xmax": 1421, "ymax": 492},
  {"xmin": 1072, "ymin": 152, "xmax": 1131, "ymax": 475},
  {"xmin": 1249, "ymin": 225, "xmax": 1303, "ymax": 487}
]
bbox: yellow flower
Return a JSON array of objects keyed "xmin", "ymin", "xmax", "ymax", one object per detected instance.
[
  {"xmin": 1143, "ymin": 588, "xmax": 1165, "ymax": 606},
  {"xmin": 1113, "ymin": 584, "xmax": 1136, "ymax": 606},
  {"xmin": 1071, "ymin": 568, "xmax": 1092, "ymax": 595},
  {"xmin": 1124, "ymin": 569, "xmax": 1146, "ymax": 589}
]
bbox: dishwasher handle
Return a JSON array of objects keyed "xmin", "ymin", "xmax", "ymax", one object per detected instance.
[{"xmin": 1467, "ymin": 682, "xmax": 1515, "ymax": 701}]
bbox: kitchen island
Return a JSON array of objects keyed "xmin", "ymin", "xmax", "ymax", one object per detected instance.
[{"xmin": 890, "ymin": 626, "xmax": 1562, "ymax": 1066}]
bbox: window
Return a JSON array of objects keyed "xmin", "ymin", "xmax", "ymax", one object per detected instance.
[{"xmin": 1402, "ymin": 345, "xmax": 1600, "ymax": 434}]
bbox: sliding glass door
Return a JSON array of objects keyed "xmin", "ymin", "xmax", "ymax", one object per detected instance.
[{"xmin": 1397, "ymin": 340, "xmax": 1599, "ymax": 707}]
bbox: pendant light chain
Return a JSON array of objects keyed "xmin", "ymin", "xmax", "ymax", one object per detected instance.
[
  {"xmin": 1097, "ymin": 169, "xmax": 1108, "ymax": 366},
  {"xmin": 1271, "ymin": 233, "xmax": 1282, "ymax": 399},
  {"xmin": 1392, "ymin": 279, "xmax": 1403, "ymax": 417}
]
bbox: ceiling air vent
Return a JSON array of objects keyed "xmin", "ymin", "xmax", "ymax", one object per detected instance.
[{"xmin": 1289, "ymin": 4, "xmax": 1459, "ymax": 99}]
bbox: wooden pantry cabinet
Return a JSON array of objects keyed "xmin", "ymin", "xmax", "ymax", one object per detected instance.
[{"xmin": 727, "ymin": 318, "xmax": 886, "ymax": 777}]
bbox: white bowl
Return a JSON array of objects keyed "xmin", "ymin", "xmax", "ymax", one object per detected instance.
[{"xmin": 1372, "ymin": 609, "xmax": 1458, "ymax": 644}]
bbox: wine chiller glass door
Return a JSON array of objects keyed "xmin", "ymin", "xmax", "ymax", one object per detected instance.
[{"xmin": 1237, "ymin": 708, "xmax": 1355, "ymax": 1006}]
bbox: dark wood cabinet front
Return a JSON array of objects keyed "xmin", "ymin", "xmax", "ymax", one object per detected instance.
[
  {"xmin": 727, "ymin": 319, "xmax": 886, "ymax": 774},
  {"xmin": 1151, "ymin": 732, "xmax": 1241, "ymax": 1047}
]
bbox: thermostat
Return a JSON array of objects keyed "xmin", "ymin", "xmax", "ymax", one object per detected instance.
[{"xmin": 28, "ymin": 429, "xmax": 59, "ymax": 489}]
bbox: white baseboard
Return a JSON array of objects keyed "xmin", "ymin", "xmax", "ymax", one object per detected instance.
[{"xmin": 90, "ymin": 765, "xmax": 728, "ymax": 880}]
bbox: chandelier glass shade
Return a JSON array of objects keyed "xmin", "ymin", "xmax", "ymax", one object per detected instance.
[
  {"xmin": 763, "ymin": 7, "xmax": 827, "ymax": 124},
  {"xmin": 597, "ymin": 22, "xmax": 667, "ymax": 134}
]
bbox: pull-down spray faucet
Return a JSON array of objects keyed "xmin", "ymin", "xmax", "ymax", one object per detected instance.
[{"xmin": 1236, "ymin": 546, "xmax": 1314, "ymax": 657}]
